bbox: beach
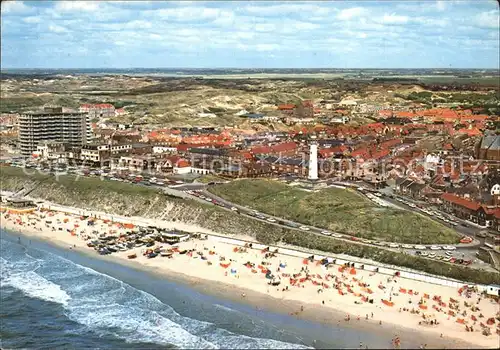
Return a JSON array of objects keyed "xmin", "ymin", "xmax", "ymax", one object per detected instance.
[{"xmin": 1, "ymin": 207, "xmax": 499, "ymax": 349}]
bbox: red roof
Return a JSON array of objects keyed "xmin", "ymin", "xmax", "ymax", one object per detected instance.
[
  {"xmin": 319, "ymin": 145, "xmax": 348, "ymax": 157},
  {"xmin": 176, "ymin": 160, "xmax": 190, "ymax": 168},
  {"xmin": 251, "ymin": 146, "xmax": 273, "ymax": 155},
  {"xmin": 456, "ymin": 127, "xmax": 482, "ymax": 137},
  {"xmin": 368, "ymin": 149, "xmax": 390, "ymax": 160},
  {"xmin": 241, "ymin": 152, "xmax": 253, "ymax": 160},
  {"xmin": 350, "ymin": 148, "xmax": 368, "ymax": 158},
  {"xmin": 395, "ymin": 111, "xmax": 415, "ymax": 118},
  {"xmin": 441, "ymin": 193, "xmax": 481, "ymax": 211},
  {"xmin": 271, "ymin": 141, "xmax": 297, "ymax": 153},
  {"xmin": 379, "ymin": 139, "xmax": 401, "ymax": 149},
  {"xmin": 278, "ymin": 104, "xmax": 296, "ymax": 111}
]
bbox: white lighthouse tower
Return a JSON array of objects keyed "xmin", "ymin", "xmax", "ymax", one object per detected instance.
[{"xmin": 308, "ymin": 138, "xmax": 319, "ymax": 181}]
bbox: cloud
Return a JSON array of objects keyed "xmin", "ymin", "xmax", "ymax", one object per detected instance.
[
  {"xmin": 1, "ymin": 1, "xmax": 31, "ymax": 14},
  {"xmin": 54, "ymin": 1, "xmax": 99, "ymax": 12},
  {"xmin": 255, "ymin": 44, "xmax": 280, "ymax": 52},
  {"xmin": 22, "ymin": 16, "xmax": 41, "ymax": 24},
  {"xmin": 1, "ymin": 1, "xmax": 498, "ymax": 69},
  {"xmin": 48, "ymin": 24, "xmax": 69, "ymax": 33},
  {"xmin": 241, "ymin": 3, "xmax": 332, "ymax": 17},
  {"xmin": 337, "ymin": 7, "xmax": 367, "ymax": 21},
  {"xmin": 379, "ymin": 14, "xmax": 409, "ymax": 25},
  {"xmin": 475, "ymin": 10, "xmax": 500, "ymax": 29},
  {"xmin": 436, "ymin": 1, "xmax": 447, "ymax": 12}
]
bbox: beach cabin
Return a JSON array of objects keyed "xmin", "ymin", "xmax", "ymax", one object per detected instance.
[
  {"xmin": 1, "ymin": 197, "xmax": 37, "ymax": 214},
  {"xmin": 161, "ymin": 232, "xmax": 190, "ymax": 244},
  {"xmin": 485, "ymin": 284, "xmax": 500, "ymax": 299}
]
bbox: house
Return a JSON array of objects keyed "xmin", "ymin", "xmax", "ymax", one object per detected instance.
[
  {"xmin": 263, "ymin": 156, "xmax": 307, "ymax": 176},
  {"xmin": 219, "ymin": 163, "xmax": 272, "ymax": 178},
  {"xmin": 80, "ymin": 104, "xmax": 115, "ymax": 119},
  {"xmin": 440, "ymin": 192, "xmax": 486, "ymax": 225},
  {"xmin": 173, "ymin": 159, "xmax": 192, "ymax": 174},
  {"xmin": 119, "ymin": 155, "xmax": 156, "ymax": 171},
  {"xmin": 406, "ymin": 182, "xmax": 426, "ymax": 200},
  {"xmin": 152, "ymin": 145, "xmax": 177, "ymax": 154},
  {"xmin": 477, "ymin": 133, "xmax": 500, "ymax": 161}
]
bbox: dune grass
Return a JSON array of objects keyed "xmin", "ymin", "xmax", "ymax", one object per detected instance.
[{"xmin": 208, "ymin": 179, "xmax": 460, "ymax": 244}]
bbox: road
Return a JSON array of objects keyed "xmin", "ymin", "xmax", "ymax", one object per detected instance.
[
  {"xmin": 4, "ymin": 166, "xmax": 489, "ymax": 270},
  {"xmin": 188, "ymin": 187, "xmax": 492, "ymax": 270}
]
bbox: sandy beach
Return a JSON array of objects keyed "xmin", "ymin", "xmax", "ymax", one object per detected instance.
[{"xmin": 1, "ymin": 208, "xmax": 499, "ymax": 349}]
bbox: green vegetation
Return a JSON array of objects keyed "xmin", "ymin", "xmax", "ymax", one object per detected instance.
[
  {"xmin": 195, "ymin": 174, "xmax": 228, "ymax": 184},
  {"xmin": 1, "ymin": 167, "xmax": 498, "ymax": 284},
  {"xmin": 395, "ymin": 91, "xmax": 433, "ymax": 104},
  {"xmin": 208, "ymin": 179, "xmax": 460, "ymax": 244},
  {"xmin": 0, "ymin": 96, "xmax": 47, "ymax": 112},
  {"xmin": 111, "ymin": 100, "xmax": 136, "ymax": 109},
  {"xmin": 419, "ymin": 76, "xmax": 500, "ymax": 86}
]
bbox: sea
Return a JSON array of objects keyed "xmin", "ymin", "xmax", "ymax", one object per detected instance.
[{"xmin": 0, "ymin": 229, "xmax": 400, "ymax": 349}]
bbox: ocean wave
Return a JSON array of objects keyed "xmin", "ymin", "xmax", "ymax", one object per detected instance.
[
  {"xmin": 1, "ymin": 269, "xmax": 72, "ymax": 306},
  {"xmin": 0, "ymin": 235, "xmax": 311, "ymax": 349}
]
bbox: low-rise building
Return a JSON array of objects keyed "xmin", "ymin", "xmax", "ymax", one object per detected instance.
[{"xmin": 80, "ymin": 104, "xmax": 116, "ymax": 119}]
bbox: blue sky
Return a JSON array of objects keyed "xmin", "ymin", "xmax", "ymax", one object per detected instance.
[{"xmin": 1, "ymin": 0, "xmax": 499, "ymax": 69}]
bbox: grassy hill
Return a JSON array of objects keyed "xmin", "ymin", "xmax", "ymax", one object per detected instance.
[{"xmin": 208, "ymin": 179, "xmax": 460, "ymax": 244}]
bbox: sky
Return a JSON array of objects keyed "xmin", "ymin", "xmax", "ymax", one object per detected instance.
[{"xmin": 1, "ymin": 0, "xmax": 499, "ymax": 69}]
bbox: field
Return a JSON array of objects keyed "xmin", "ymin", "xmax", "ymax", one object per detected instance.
[{"xmin": 208, "ymin": 179, "xmax": 460, "ymax": 244}]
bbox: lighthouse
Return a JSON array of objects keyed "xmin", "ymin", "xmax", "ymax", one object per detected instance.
[{"xmin": 308, "ymin": 139, "xmax": 318, "ymax": 180}]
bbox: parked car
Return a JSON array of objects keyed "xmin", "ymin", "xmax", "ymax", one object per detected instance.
[
  {"xmin": 321, "ymin": 230, "xmax": 332, "ymax": 236},
  {"xmin": 429, "ymin": 245, "xmax": 441, "ymax": 250},
  {"xmin": 299, "ymin": 226, "xmax": 310, "ymax": 231}
]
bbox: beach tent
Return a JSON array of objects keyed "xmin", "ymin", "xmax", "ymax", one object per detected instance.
[
  {"xmin": 456, "ymin": 318, "xmax": 465, "ymax": 324},
  {"xmin": 220, "ymin": 263, "xmax": 231, "ymax": 268},
  {"xmin": 400, "ymin": 288, "xmax": 407, "ymax": 294},
  {"xmin": 349, "ymin": 268, "xmax": 356, "ymax": 275},
  {"xmin": 419, "ymin": 304, "xmax": 428, "ymax": 310}
]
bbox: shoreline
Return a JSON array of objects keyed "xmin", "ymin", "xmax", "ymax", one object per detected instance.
[
  {"xmin": 2, "ymin": 213, "xmax": 498, "ymax": 349},
  {"xmin": 3, "ymin": 227, "xmax": 462, "ymax": 349}
]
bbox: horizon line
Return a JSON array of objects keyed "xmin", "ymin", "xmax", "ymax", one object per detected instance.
[{"xmin": 1, "ymin": 67, "xmax": 500, "ymax": 71}]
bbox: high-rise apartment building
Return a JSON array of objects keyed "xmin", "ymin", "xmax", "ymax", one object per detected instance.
[{"xmin": 19, "ymin": 107, "xmax": 90, "ymax": 156}]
